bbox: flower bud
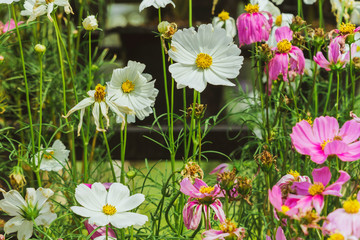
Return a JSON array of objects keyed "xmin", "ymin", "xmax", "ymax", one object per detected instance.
[
  {"xmin": 158, "ymin": 21, "xmax": 170, "ymax": 34},
  {"xmin": 35, "ymin": 44, "xmax": 46, "ymax": 54},
  {"xmin": 126, "ymin": 170, "xmax": 136, "ymax": 179},
  {"xmin": 83, "ymin": 15, "xmax": 98, "ymax": 31}
]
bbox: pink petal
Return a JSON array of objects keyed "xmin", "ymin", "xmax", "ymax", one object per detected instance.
[
  {"xmin": 292, "ymin": 181, "xmax": 311, "ymax": 196},
  {"xmin": 312, "ymin": 166, "xmax": 331, "ymax": 187},
  {"xmin": 323, "ymin": 170, "xmax": 350, "ymax": 196},
  {"xmin": 193, "ymin": 178, "xmax": 208, "ymax": 190},
  {"xmin": 328, "ymin": 41, "xmax": 341, "ymax": 64},
  {"xmin": 313, "ymin": 51, "xmax": 331, "ymax": 71},
  {"xmin": 323, "ymin": 140, "xmax": 349, "ymax": 156},
  {"xmin": 211, "ymin": 199, "xmax": 226, "ymax": 223},
  {"xmin": 269, "ymin": 186, "xmax": 282, "ymax": 211},
  {"xmin": 290, "ymin": 120, "xmax": 319, "ymax": 154},
  {"xmin": 338, "ymin": 141, "xmax": 360, "ymax": 162},
  {"xmin": 339, "ymin": 119, "xmax": 360, "ymax": 144},
  {"xmin": 276, "ymin": 227, "xmax": 287, "ymax": 240},
  {"xmin": 312, "ymin": 194, "xmax": 324, "ymax": 214},
  {"xmin": 209, "ymin": 163, "xmax": 231, "ymax": 175},
  {"xmin": 180, "ymin": 178, "xmax": 202, "ymax": 199},
  {"xmin": 312, "ymin": 116, "xmax": 339, "ymax": 143},
  {"xmin": 275, "ymin": 26, "xmax": 293, "ymax": 42},
  {"xmin": 84, "ymin": 220, "xmax": 116, "ymax": 239}
]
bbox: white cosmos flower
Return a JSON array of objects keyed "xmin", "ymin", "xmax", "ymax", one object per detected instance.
[
  {"xmin": 0, "ymin": 188, "xmax": 56, "ymax": 240},
  {"xmin": 139, "ymin": 0, "xmax": 175, "ymax": 12},
  {"xmin": 0, "ymin": 0, "xmax": 19, "ymax": 4},
  {"xmin": 168, "ymin": 24, "xmax": 244, "ymax": 93},
  {"xmin": 212, "ymin": 10, "xmax": 236, "ymax": 38},
  {"xmin": 108, "ymin": 61, "xmax": 158, "ymax": 123},
  {"xmin": 21, "ymin": 0, "xmax": 73, "ymax": 23},
  {"xmin": 63, "ymin": 84, "xmax": 134, "ymax": 136},
  {"xmin": 270, "ymin": 0, "xmax": 316, "ymax": 5},
  {"xmin": 71, "ymin": 183, "xmax": 148, "ymax": 228},
  {"xmin": 34, "ymin": 139, "xmax": 70, "ymax": 171}
]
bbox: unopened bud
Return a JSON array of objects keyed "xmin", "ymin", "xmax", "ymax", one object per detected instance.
[
  {"xmin": 158, "ymin": 21, "xmax": 170, "ymax": 34},
  {"xmin": 126, "ymin": 170, "xmax": 136, "ymax": 179},
  {"xmin": 83, "ymin": 15, "xmax": 98, "ymax": 31},
  {"xmin": 35, "ymin": 44, "xmax": 46, "ymax": 53}
]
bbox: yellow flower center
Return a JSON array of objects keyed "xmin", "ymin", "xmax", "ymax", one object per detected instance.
[
  {"xmin": 281, "ymin": 205, "xmax": 290, "ymax": 213},
  {"xmin": 199, "ymin": 186, "xmax": 215, "ymax": 194},
  {"xmin": 339, "ymin": 22, "xmax": 355, "ymax": 35},
  {"xmin": 43, "ymin": 151, "xmax": 54, "ymax": 160},
  {"xmin": 329, "ymin": 233, "xmax": 345, "ymax": 240},
  {"xmin": 218, "ymin": 10, "xmax": 230, "ymax": 21},
  {"xmin": 102, "ymin": 204, "xmax": 117, "ymax": 215},
  {"xmin": 288, "ymin": 170, "xmax": 300, "ymax": 181},
  {"xmin": 121, "ymin": 80, "xmax": 135, "ymax": 93},
  {"xmin": 220, "ymin": 219, "xmax": 237, "ymax": 233},
  {"xmin": 94, "ymin": 84, "xmax": 106, "ymax": 102},
  {"xmin": 196, "ymin": 53, "xmax": 213, "ymax": 69},
  {"xmin": 277, "ymin": 39, "xmax": 292, "ymax": 53},
  {"xmin": 275, "ymin": 15, "xmax": 282, "ymax": 26},
  {"xmin": 321, "ymin": 136, "xmax": 342, "ymax": 150},
  {"xmin": 343, "ymin": 199, "xmax": 360, "ymax": 214},
  {"xmin": 244, "ymin": 4, "xmax": 259, "ymax": 14},
  {"xmin": 308, "ymin": 182, "xmax": 325, "ymax": 196}
]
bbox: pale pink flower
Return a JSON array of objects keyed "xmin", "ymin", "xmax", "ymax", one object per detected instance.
[
  {"xmin": 202, "ymin": 219, "xmax": 246, "ymax": 240},
  {"xmin": 266, "ymin": 227, "xmax": 286, "ymax": 240},
  {"xmin": 209, "ymin": 163, "xmax": 231, "ymax": 175},
  {"xmin": 236, "ymin": 0, "xmax": 272, "ymax": 46},
  {"xmin": 288, "ymin": 166, "xmax": 350, "ymax": 214},
  {"xmin": 290, "ymin": 116, "xmax": 360, "ymax": 164},
  {"xmin": 268, "ymin": 185, "xmax": 297, "ymax": 217},
  {"xmin": 323, "ymin": 191, "xmax": 360, "ymax": 238},
  {"xmin": 314, "ymin": 38, "xmax": 356, "ymax": 71},
  {"xmin": 180, "ymin": 178, "xmax": 225, "ymax": 230},
  {"xmin": 267, "ymin": 26, "xmax": 305, "ymax": 88}
]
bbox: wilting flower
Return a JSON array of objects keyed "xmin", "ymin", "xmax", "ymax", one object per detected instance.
[
  {"xmin": 21, "ymin": 0, "xmax": 73, "ymax": 23},
  {"xmin": 289, "ymin": 166, "xmax": 350, "ymax": 214},
  {"xmin": 324, "ymin": 191, "xmax": 360, "ymax": 238},
  {"xmin": 266, "ymin": 227, "xmax": 286, "ymax": 240},
  {"xmin": 268, "ymin": 12, "xmax": 294, "ymax": 48},
  {"xmin": 63, "ymin": 84, "xmax": 134, "ymax": 135},
  {"xmin": 9, "ymin": 166, "xmax": 27, "ymax": 190},
  {"xmin": 180, "ymin": 178, "xmax": 225, "ymax": 230},
  {"xmin": 212, "ymin": 10, "xmax": 236, "ymax": 38},
  {"xmin": 236, "ymin": 0, "xmax": 273, "ymax": 46},
  {"xmin": 202, "ymin": 219, "xmax": 246, "ymax": 240},
  {"xmin": 0, "ymin": 0, "xmax": 19, "ymax": 4},
  {"xmin": 107, "ymin": 61, "xmax": 158, "ymax": 123},
  {"xmin": 267, "ymin": 26, "xmax": 305, "ymax": 86},
  {"xmin": 314, "ymin": 38, "xmax": 355, "ymax": 71},
  {"xmin": 290, "ymin": 116, "xmax": 360, "ymax": 164},
  {"xmin": 0, "ymin": 188, "xmax": 56, "ymax": 240},
  {"xmin": 168, "ymin": 24, "xmax": 244, "ymax": 92},
  {"xmin": 71, "ymin": 183, "xmax": 148, "ymax": 228},
  {"xmin": 139, "ymin": 0, "xmax": 175, "ymax": 12},
  {"xmin": 33, "ymin": 140, "xmax": 70, "ymax": 171},
  {"xmin": 180, "ymin": 161, "xmax": 204, "ymax": 182},
  {"xmin": 83, "ymin": 15, "xmax": 98, "ymax": 31}
]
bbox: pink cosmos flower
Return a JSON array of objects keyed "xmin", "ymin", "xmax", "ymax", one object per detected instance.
[
  {"xmin": 83, "ymin": 183, "xmax": 116, "ymax": 239},
  {"xmin": 266, "ymin": 227, "xmax": 286, "ymax": 240},
  {"xmin": 275, "ymin": 171, "xmax": 311, "ymax": 202},
  {"xmin": 0, "ymin": 19, "xmax": 23, "ymax": 34},
  {"xmin": 290, "ymin": 116, "xmax": 360, "ymax": 164},
  {"xmin": 209, "ymin": 163, "xmax": 231, "ymax": 175},
  {"xmin": 314, "ymin": 38, "xmax": 356, "ymax": 71},
  {"xmin": 288, "ymin": 166, "xmax": 350, "ymax": 214},
  {"xmin": 323, "ymin": 191, "xmax": 360, "ymax": 238},
  {"xmin": 269, "ymin": 185, "xmax": 297, "ymax": 218},
  {"xmin": 180, "ymin": 178, "xmax": 225, "ymax": 230},
  {"xmin": 332, "ymin": 22, "xmax": 360, "ymax": 42},
  {"xmin": 267, "ymin": 26, "xmax": 305, "ymax": 92},
  {"xmin": 202, "ymin": 219, "xmax": 246, "ymax": 240},
  {"xmin": 236, "ymin": 1, "xmax": 272, "ymax": 46}
]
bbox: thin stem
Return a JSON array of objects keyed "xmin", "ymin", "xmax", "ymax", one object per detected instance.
[
  {"xmin": 350, "ymin": 45, "xmax": 355, "ymax": 110},
  {"xmin": 197, "ymin": 119, "xmax": 202, "ymax": 164},
  {"xmin": 12, "ymin": 4, "xmax": 35, "ymax": 156},
  {"xmin": 120, "ymin": 116, "xmax": 128, "ymax": 184},
  {"xmin": 185, "ymin": 91, "xmax": 198, "ymax": 160},
  {"xmin": 336, "ymin": 71, "xmax": 340, "ymax": 119},
  {"xmin": 36, "ymin": 53, "xmax": 44, "ymax": 188},
  {"xmin": 297, "ymin": 0, "xmax": 303, "ymax": 18},
  {"xmin": 289, "ymin": 80, "xmax": 299, "ymax": 120},
  {"xmin": 189, "ymin": 0, "xmax": 192, "ymax": 27},
  {"xmin": 319, "ymin": 0, "xmax": 324, "ymax": 28},
  {"xmin": 323, "ymin": 72, "xmax": 333, "ymax": 115},
  {"xmin": 101, "ymin": 118, "xmax": 117, "ymax": 182},
  {"xmin": 87, "ymin": 31, "xmax": 92, "ymax": 91}
]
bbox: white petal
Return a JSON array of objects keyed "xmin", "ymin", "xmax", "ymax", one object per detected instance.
[
  {"xmin": 17, "ymin": 220, "xmax": 33, "ymax": 240},
  {"xmin": 35, "ymin": 212, "xmax": 57, "ymax": 227},
  {"xmin": 115, "ymin": 194, "xmax": 145, "ymax": 213},
  {"xmin": 74, "ymin": 184, "xmax": 104, "ymax": 211},
  {"xmin": 63, "ymin": 97, "xmax": 94, "ymax": 118},
  {"xmin": 109, "ymin": 212, "xmax": 148, "ymax": 229},
  {"xmin": 169, "ymin": 63, "xmax": 207, "ymax": 92},
  {"xmin": 4, "ymin": 216, "xmax": 24, "ymax": 234},
  {"xmin": 107, "ymin": 183, "xmax": 130, "ymax": 207},
  {"xmin": 87, "ymin": 213, "xmax": 110, "ymax": 226},
  {"xmin": 71, "ymin": 206, "xmax": 100, "ymax": 217}
]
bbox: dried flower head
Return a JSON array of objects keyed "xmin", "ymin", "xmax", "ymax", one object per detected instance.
[
  {"xmin": 218, "ymin": 168, "xmax": 237, "ymax": 191},
  {"xmin": 9, "ymin": 166, "xmax": 26, "ymax": 190},
  {"xmin": 181, "ymin": 161, "xmax": 204, "ymax": 182},
  {"xmin": 186, "ymin": 103, "xmax": 207, "ymax": 119},
  {"xmin": 293, "ymin": 16, "xmax": 306, "ymax": 26},
  {"xmin": 256, "ymin": 146, "xmax": 276, "ymax": 170},
  {"xmin": 292, "ymin": 31, "xmax": 305, "ymax": 49}
]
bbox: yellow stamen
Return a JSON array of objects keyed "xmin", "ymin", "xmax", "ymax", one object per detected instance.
[
  {"xmin": 288, "ymin": 170, "xmax": 300, "ymax": 181},
  {"xmin": 43, "ymin": 151, "xmax": 54, "ymax": 160},
  {"xmin": 308, "ymin": 182, "xmax": 325, "ymax": 196},
  {"xmin": 329, "ymin": 233, "xmax": 345, "ymax": 240},
  {"xmin": 343, "ymin": 199, "xmax": 360, "ymax": 214},
  {"xmin": 196, "ymin": 53, "xmax": 213, "ymax": 69},
  {"xmin": 244, "ymin": 3, "xmax": 259, "ymax": 14},
  {"xmin": 333, "ymin": 135, "xmax": 343, "ymax": 141},
  {"xmin": 218, "ymin": 10, "xmax": 230, "ymax": 21},
  {"xmin": 281, "ymin": 205, "xmax": 290, "ymax": 213},
  {"xmin": 102, "ymin": 204, "xmax": 117, "ymax": 215},
  {"xmin": 277, "ymin": 39, "xmax": 292, "ymax": 53},
  {"xmin": 121, "ymin": 80, "xmax": 135, "ymax": 93},
  {"xmin": 275, "ymin": 15, "xmax": 282, "ymax": 26},
  {"xmin": 199, "ymin": 186, "xmax": 215, "ymax": 194},
  {"xmin": 339, "ymin": 22, "xmax": 356, "ymax": 35},
  {"xmin": 220, "ymin": 219, "xmax": 237, "ymax": 233},
  {"xmin": 94, "ymin": 84, "xmax": 106, "ymax": 102},
  {"xmin": 321, "ymin": 139, "xmax": 332, "ymax": 150}
]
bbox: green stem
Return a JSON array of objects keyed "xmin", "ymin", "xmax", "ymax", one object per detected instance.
[
  {"xmin": 120, "ymin": 116, "xmax": 128, "ymax": 184},
  {"xmin": 87, "ymin": 31, "xmax": 92, "ymax": 91},
  {"xmin": 197, "ymin": 119, "xmax": 202, "ymax": 164},
  {"xmin": 185, "ymin": 91, "xmax": 197, "ymax": 160},
  {"xmin": 323, "ymin": 72, "xmax": 333, "ymax": 115},
  {"xmin": 350, "ymin": 45, "xmax": 355, "ymax": 110},
  {"xmin": 319, "ymin": 0, "xmax": 324, "ymax": 28},
  {"xmin": 189, "ymin": 0, "xmax": 192, "ymax": 27},
  {"xmin": 336, "ymin": 71, "xmax": 340, "ymax": 119},
  {"xmin": 12, "ymin": 4, "xmax": 35, "ymax": 156},
  {"xmin": 289, "ymin": 80, "xmax": 299, "ymax": 120},
  {"xmin": 255, "ymin": 43, "xmax": 266, "ymax": 142},
  {"xmin": 101, "ymin": 118, "xmax": 117, "ymax": 182},
  {"xmin": 297, "ymin": 0, "xmax": 303, "ymax": 18},
  {"xmin": 36, "ymin": 53, "xmax": 44, "ymax": 188}
]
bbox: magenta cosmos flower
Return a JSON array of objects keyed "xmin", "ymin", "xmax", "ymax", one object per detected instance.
[
  {"xmin": 267, "ymin": 26, "xmax": 305, "ymax": 85},
  {"xmin": 266, "ymin": 227, "xmax": 286, "ymax": 240},
  {"xmin": 269, "ymin": 185, "xmax": 298, "ymax": 217},
  {"xmin": 288, "ymin": 166, "xmax": 350, "ymax": 214},
  {"xmin": 290, "ymin": 116, "xmax": 360, "ymax": 164},
  {"xmin": 236, "ymin": 0, "xmax": 272, "ymax": 46},
  {"xmin": 323, "ymin": 191, "xmax": 360, "ymax": 238},
  {"xmin": 333, "ymin": 22, "xmax": 360, "ymax": 42},
  {"xmin": 314, "ymin": 38, "xmax": 355, "ymax": 71},
  {"xmin": 275, "ymin": 170, "xmax": 311, "ymax": 202},
  {"xmin": 202, "ymin": 219, "xmax": 246, "ymax": 240},
  {"xmin": 180, "ymin": 178, "xmax": 225, "ymax": 230}
]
